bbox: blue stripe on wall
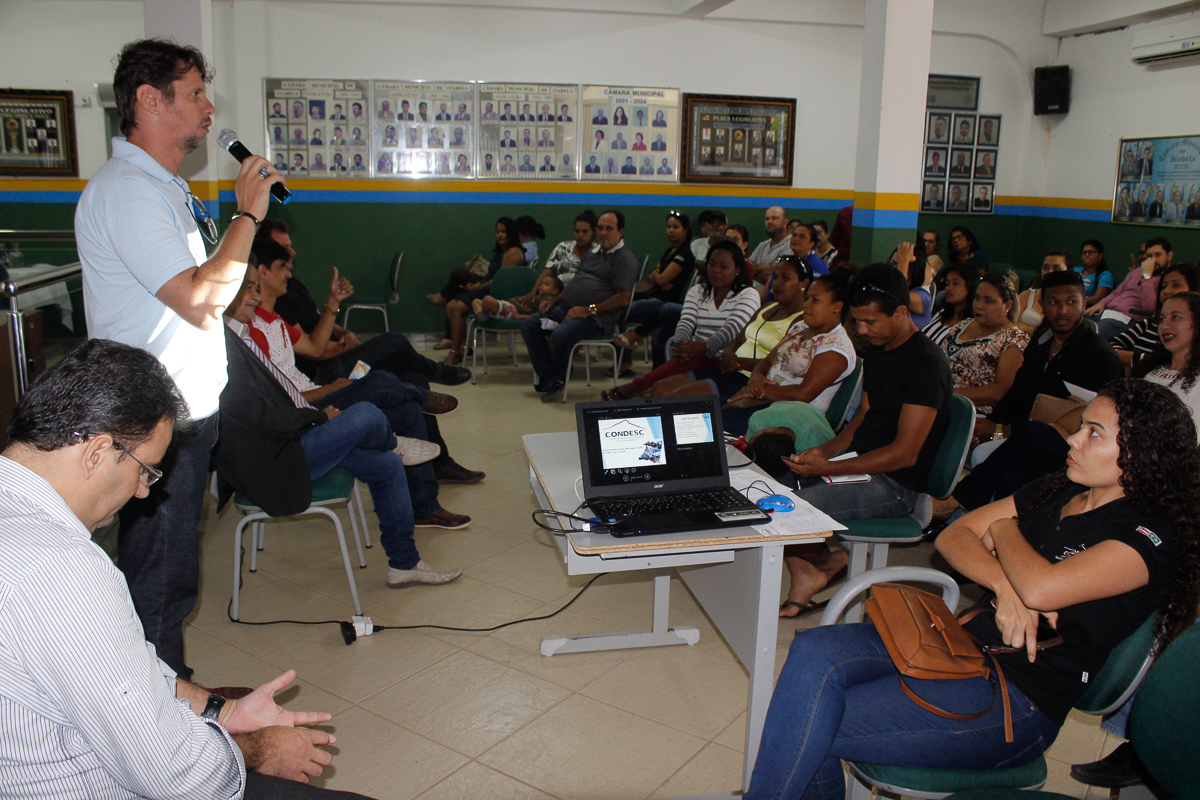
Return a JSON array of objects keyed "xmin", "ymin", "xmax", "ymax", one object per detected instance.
[
  {"xmin": 996, "ymin": 204, "xmax": 1111, "ymax": 222},
  {"xmin": 0, "ymin": 190, "xmax": 83, "ymax": 203},
  {"xmin": 216, "ymin": 189, "xmax": 848, "ymax": 209},
  {"xmin": 852, "ymin": 208, "xmax": 918, "ymax": 229}
]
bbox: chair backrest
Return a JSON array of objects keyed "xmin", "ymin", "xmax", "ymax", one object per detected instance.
[
  {"xmin": 1128, "ymin": 622, "xmax": 1200, "ymax": 797},
  {"xmin": 820, "ymin": 566, "xmax": 960, "ymax": 626},
  {"xmin": 1074, "ymin": 614, "xmax": 1157, "ymax": 715},
  {"xmin": 823, "ymin": 357, "xmax": 863, "ymax": 430},
  {"xmin": 490, "ymin": 265, "xmax": 538, "ymax": 299},
  {"xmin": 387, "ymin": 252, "xmax": 403, "ymax": 301},
  {"xmin": 926, "ymin": 394, "xmax": 975, "ymax": 499}
]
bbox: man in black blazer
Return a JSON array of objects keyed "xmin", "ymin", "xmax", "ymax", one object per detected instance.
[{"xmin": 218, "ymin": 270, "xmax": 463, "ymax": 589}]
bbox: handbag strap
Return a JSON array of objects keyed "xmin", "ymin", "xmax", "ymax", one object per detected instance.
[{"xmin": 897, "ymin": 651, "xmax": 1015, "ymax": 744}]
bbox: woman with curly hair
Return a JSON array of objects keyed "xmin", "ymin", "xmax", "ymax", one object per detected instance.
[
  {"xmin": 747, "ymin": 378, "xmax": 1197, "ymax": 800},
  {"xmin": 602, "ymin": 240, "xmax": 759, "ymax": 400}
]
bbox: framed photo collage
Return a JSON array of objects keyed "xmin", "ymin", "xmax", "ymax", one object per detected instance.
[{"xmin": 922, "ymin": 110, "xmax": 999, "ymax": 214}]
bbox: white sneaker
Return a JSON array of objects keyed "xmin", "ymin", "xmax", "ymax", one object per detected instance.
[
  {"xmin": 386, "ymin": 559, "xmax": 462, "ymax": 589},
  {"xmin": 394, "ymin": 437, "xmax": 440, "ymax": 466}
]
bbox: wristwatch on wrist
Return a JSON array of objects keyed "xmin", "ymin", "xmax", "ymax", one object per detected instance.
[
  {"xmin": 201, "ymin": 692, "xmax": 226, "ymax": 723},
  {"xmin": 230, "ymin": 210, "xmax": 261, "ymax": 231},
  {"xmin": 588, "ymin": 303, "xmax": 598, "ymax": 316}
]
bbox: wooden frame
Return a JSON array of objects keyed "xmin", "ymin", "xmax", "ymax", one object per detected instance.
[
  {"xmin": 680, "ymin": 93, "xmax": 795, "ymax": 186},
  {"xmin": 0, "ymin": 89, "xmax": 78, "ymax": 177}
]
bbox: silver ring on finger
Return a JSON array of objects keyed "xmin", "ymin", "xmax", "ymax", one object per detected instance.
[{"xmin": 258, "ymin": 166, "xmax": 271, "ymax": 179}]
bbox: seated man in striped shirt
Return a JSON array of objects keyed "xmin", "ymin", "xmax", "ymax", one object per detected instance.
[{"xmin": 0, "ymin": 339, "xmax": 373, "ymax": 798}]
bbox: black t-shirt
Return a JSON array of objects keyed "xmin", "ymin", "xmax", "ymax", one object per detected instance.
[
  {"xmin": 962, "ymin": 477, "xmax": 1180, "ymax": 725},
  {"xmin": 273, "ymin": 276, "xmax": 321, "ymax": 333},
  {"xmin": 851, "ymin": 331, "xmax": 952, "ymax": 492},
  {"xmin": 643, "ymin": 244, "xmax": 696, "ymax": 304}
]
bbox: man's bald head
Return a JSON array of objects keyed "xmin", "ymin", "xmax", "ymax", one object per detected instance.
[{"xmin": 764, "ymin": 206, "xmax": 788, "ymax": 238}]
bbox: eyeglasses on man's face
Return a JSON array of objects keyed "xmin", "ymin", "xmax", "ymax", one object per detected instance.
[{"xmin": 112, "ymin": 440, "xmax": 164, "ymax": 486}]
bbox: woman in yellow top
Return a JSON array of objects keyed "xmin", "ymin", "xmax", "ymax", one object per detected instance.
[{"xmin": 649, "ymin": 255, "xmax": 811, "ymax": 429}]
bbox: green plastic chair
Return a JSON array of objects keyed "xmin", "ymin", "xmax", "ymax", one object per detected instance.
[
  {"xmin": 823, "ymin": 358, "xmax": 863, "ymax": 431},
  {"xmin": 231, "ymin": 467, "xmax": 368, "ymax": 618},
  {"xmin": 467, "ymin": 266, "xmax": 539, "ymax": 383},
  {"xmin": 947, "ymin": 622, "xmax": 1200, "ymax": 800},
  {"xmin": 342, "ymin": 252, "xmax": 402, "ymax": 331},
  {"xmin": 818, "ymin": 569, "xmax": 1168, "ymax": 800},
  {"xmin": 836, "ymin": 394, "xmax": 975, "ymax": 622}
]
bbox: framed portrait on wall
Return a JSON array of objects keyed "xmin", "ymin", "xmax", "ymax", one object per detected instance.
[
  {"xmin": 927, "ymin": 75, "xmax": 980, "ymax": 111},
  {"xmin": 478, "ymin": 83, "xmax": 578, "ymax": 180},
  {"xmin": 1111, "ymin": 134, "xmax": 1200, "ymax": 227},
  {"xmin": 971, "ymin": 182, "xmax": 994, "ymax": 213},
  {"xmin": 946, "ymin": 182, "xmax": 970, "ymax": 212},
  {"xmin": 582, "ymin": 84, "xmax": 679, "ymax": 183},
  {"xmin": 921, "ymin": 181, "xmax": 945, "ymax": 212},
  {"xmin": 924, "ymin": 147, "xmax": 948, "ymax": 177},
  {"xmin": 927, "ymin": 112, "xmax": 951, "ymax": 145},
  {"xmin": 977, "ymin": 115, "xmax": 1001, "ymax": 147},
  {"xmin": 0, "ymin": 89, "xmax": 78, "ymax": 177},
  {"xmin": 263, "ymin": 79, "xmax": 368, "ymax": 180},
  {"xmin": 680, "ymin": 93, "xmax": 794, "ymax": 185},
  {"xmin": 952, "ymin": 113, "xmax": 977, "ymax": 146}
]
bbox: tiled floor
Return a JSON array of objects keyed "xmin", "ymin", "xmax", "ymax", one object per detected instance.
[{"xmin": 183, "ymin": 337, "xmax": 1118, "ymax": 799}]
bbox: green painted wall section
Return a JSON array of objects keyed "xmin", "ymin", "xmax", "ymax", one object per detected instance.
[
  {"xmin": 849, "ymin": 226, "xmax": 914, "ymax": 265},
  {"xmin": 8, "ymin": 198, "xmax": 1200, "ymax": 335}
]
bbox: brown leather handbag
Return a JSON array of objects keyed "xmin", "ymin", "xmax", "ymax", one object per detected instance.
[{"xmin": 865, "ymin": 583, "xmax": 1060, "ymax": 744}]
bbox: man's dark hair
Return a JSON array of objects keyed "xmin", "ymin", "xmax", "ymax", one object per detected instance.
[
  {"xmin": 850, "ymin": 263, "xmax": 910, "ymax": 315},
  {"xmin": 750, "ymin": 431, "xmax": 795, "ymax": 479},
  {"xmin": 251, "ymin": 237, "xmax": 290, "ymax": 269},
  {"xmin": 708, "ymin": 210, "xmax": 727, "ymax": 224},
  {"xmin": 1146, "ymin": 236, "xmax": 1173, "ymax": 253},
  {"xmin": 697, "ymin": 210, "xmax": 715, "ymax": 227},
  {"xmin": 601, "ymin": 209, "xmax": 626, "ymax": 230},
  {"xmin": 114, "ymin": 39, "xmax": 212, "ymax": 137},
  {"xmin": 1039, "ymin": 269, "xmax": 1085, "ymax": 292},
  {"xmin": 259, "ymin": 219, "xmax": 289, "ymax": 239},
  {"xmin": 1044, "ymin": 248, "xmax": 1074, "ymax": 270},
  {"xmin": 8, "ymin": 339, "xmax": 187, "ymax": 452}
]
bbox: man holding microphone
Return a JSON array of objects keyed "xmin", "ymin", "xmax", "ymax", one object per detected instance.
[{"xmin": 75, "ymin": 38, "xmax": 282, "ymax": 680}]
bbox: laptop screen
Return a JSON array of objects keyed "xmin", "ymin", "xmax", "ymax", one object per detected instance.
[{"xmin": 576, "ymin": 395, "xmax": 729, "ymax": 498}]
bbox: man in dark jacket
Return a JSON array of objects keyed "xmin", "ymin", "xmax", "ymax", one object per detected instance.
[{"xmin": 216, "ymin": 271, "xmax": 461, "ymax": 589}]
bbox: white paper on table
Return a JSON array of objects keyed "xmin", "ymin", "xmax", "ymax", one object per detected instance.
[
  {"xmin": 1062, "ymin": 382, "xmax": 1097, "ymax": 402},
  {"xmin": 728, "ymin": 466, "xmax": 846, "ymax": 537}
]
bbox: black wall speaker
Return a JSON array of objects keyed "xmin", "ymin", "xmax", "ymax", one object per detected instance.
[{"xmin": 1034, "ymin": 66, "xmax": 1071, "ymax": 115}]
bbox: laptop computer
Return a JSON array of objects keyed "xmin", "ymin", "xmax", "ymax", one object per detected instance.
[{"xmin": 575, "ymin": 395, "xmax": 770, "ymax": 537}]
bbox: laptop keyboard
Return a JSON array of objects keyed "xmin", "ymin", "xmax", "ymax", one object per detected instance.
[{"xmin": 589, "ymin": 487, "xmax": 753, "ymax": 518}]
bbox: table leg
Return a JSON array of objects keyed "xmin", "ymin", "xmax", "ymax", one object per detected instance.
[
  {"xmin": 677, "ymin": 544, "xmax": 784, "ymax": 793},
  {"xmin": 540, "ymin": 568, "xmax": 700, "ymax": 656}
]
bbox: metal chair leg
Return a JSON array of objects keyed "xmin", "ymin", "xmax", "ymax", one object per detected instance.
[{"xmin": 353, "ymin": 483, "xmax": 371, "ymax": 547}]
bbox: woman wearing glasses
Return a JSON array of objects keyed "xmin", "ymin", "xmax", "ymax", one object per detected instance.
[
  {"xmin": 749, "ymin": 378, "xmax": 1198, "ymax": 800},
  {"xmin": 947, "ymin": 225, "xmax": 989, "ymax": 270}
]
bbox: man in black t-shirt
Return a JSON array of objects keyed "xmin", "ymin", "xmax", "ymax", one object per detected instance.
[{"xmin": 779, "ymin": 262, "xmax": 953, "ymax": 616}]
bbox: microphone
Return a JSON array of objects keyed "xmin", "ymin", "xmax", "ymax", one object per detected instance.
[{"xmin": 217, "ymin": 129, "xmax": 291, "ymax": 204}]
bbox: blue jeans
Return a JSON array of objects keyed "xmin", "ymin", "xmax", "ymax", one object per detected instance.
[
  {"xmin": 299, "ymin": 332, "xmax": 439, "ymax": 385},
  {"xmin": 118, "ymin": 412, "xmax": 218, "ymax": 679},
  {"xmin": 626, "ymin": 299, "xmax": 683, "ymax": 367},
  {"xmin": 300, "ymin": 402, "xmax": 419, "ymax": 570},
  {"xmin": 746, "ymin": 623, "xmax": 1059, "ymax": 800},
  {"xmin": 792, "ymin": 473, "xmax": 920, "ymax": 522},
  {"xmin": 520, "ymin": 310, "xmax": 604, "ymax": 385},
  {"xmin": 322, "ymin": 372, "xmax": 441, "ymax": 516}
]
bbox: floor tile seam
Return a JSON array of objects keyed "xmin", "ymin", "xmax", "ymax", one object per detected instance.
[
  {"xmin": 568, "ymin": 688, "xmax": 743, "ymax": 744},
  {"xmin": 415, "ymin": 760, "xmax": 567, "ymax": 800},
  {"xmin": 462, "ymin": 634, "xmax": 638, "ymax": 690},
  {"xmin": 429, "ymin": 689, "xmax": 579, "ymax": 763},
  {"xmin": 340, "ymin": 645, "xmax": 472, "ymax": 708},
  {"xmin": 639, "ymin": 739, "xmax": 743, "ymax": 800}
]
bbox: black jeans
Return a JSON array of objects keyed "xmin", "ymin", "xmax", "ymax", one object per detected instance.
[
  {"xmin": 246, "ymin": 771, "xmax": 376, "ymax": 799},
  {"xmin": 118, "ymin": 413, "xmax": 219, "ymax": 679},
  {"xmin": 953, "ymin": 421, "xmax": 1068, "ymax": 510}
]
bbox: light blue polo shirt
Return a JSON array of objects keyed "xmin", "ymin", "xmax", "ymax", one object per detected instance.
[{"xmin": 76, "ymin": 138, "xmax": 227, "ymax": 419}]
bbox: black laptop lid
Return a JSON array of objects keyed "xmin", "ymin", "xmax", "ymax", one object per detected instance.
[{"xmin": 575, "ymin": 395, "xmax": 730, "ymax": 499}]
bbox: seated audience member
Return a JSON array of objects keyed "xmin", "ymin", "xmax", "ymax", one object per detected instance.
[
  {"xmin": 1087, "ymin": 236, "xmax": 1173, "ymax": 339},
  {"xmin": 691, "ymin": 210, "xmax": 728, "ymax": 263},
  {"xmin": 521, "ymin": 210, "xmax": 639, "ymax": 402},
  {"xmin": 610, "ymin": 211, "xmax": 697, "ymax": 375},
  {"xmin": 602, "ymin": 241, "xmax": 760, "ymax": 400},
  {"xmin": 246, "ymin": 252, "xmax": 470, "ymax": 530},
  {"xmin": 717, "ymin": 272, "xmax": 856, "ymax": 436},
  {"xmin": 922, "ymin": 229, "xmax": 944, "ymax": 274},
  {"xmin": 261, "ymin": 224, "xmax": 482, "ymax": 485},
  {"xmin": 1134, "ymin": 290, "xmax": 1200, "ymax": 428},
  {"xmin": 788, "ymin": 222, "xmax": 829, "ymax": 277},
  {"xmin": 438, "ymin": 217, "xmax": 527, "ymax": 365},
  {"xmin": 1077, "ymin": 239, "xmax": 1114, "ymax": 306},
  {"xmin": 221, "ymin": 273, "xmax": 463, "ymax": 586},
  {"xmin": 946, "ymin": 224, "xmax": 989, "ymax": 270},
  {"xmin": 774, "ymin": 263, "xmax": 953, "ymax": 616},
  {"xmin": 523, "ymin": 210, "xmax": 599, "ymax": 297},
  {"xmin": 949, "ymin": 270, "xmax": 1123, "ymax": 513},
  {"xmin": 891, "ymin": 241, "xmax": 935, "ymax": 328},
  {"xmin": 516, "ymin": 215, "xmax": 546, "ymax": 263},
  {"xmin": 0, "ymin": 339, "xmax": 373, "ymax": 798},
  {"xmin": 651, "ymin": 255, "xmax": 811, "ymax": 417},
  {"xmin": 473, "ymin": 274, "xmax": 563, "ymax": 323},
  {"xmin": 939, "ymin": 274, "xmax": 1029, "ymax": 415},
  {"xmin": 748, "ymin": 206, "xmax": 794, "ymax": 284},
  {"xmin": 747, "ymin": 378, "xmax": 1197, "ymax": 800},
  {"xmin": 922, "ymin": 261, "xmax": 980, "ymax": 347},
  {"xmin": 725, "ymin": 224, "xmax": 752, "ymax": 261},
  {"xmin": 1017, "ymin": 250, "xmax": 1073, "ymax": 334},
  {"xmin": 1110, "ymin": 263, "xmax": 1199, "ymax": 372},
  {"xmin": 812, "ymin": 219, "xmax": 837, "ymax": 267}
]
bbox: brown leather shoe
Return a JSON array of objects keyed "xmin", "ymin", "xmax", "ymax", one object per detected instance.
[
  {"xmin": 413, "ymin": 509, "xmax": 471, "ymax": 530},
  {"xmin": 422, "ymin": 392, "xmax": 459, "ymax": 415}
]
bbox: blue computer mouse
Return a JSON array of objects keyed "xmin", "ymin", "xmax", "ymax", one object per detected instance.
[{"xmin": 756, "ymin": 494, "xmax": 795, "ymax": 513}]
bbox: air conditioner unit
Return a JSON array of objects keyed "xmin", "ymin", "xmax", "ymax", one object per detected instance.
[{"xmin": 1132, "ymin": 18, "xmax": 1200, "ymax": 65}]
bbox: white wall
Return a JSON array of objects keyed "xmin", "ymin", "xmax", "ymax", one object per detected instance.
[{"xmin": 5, "ymin": 0, "xmax": 1177, "ymax": 207}]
